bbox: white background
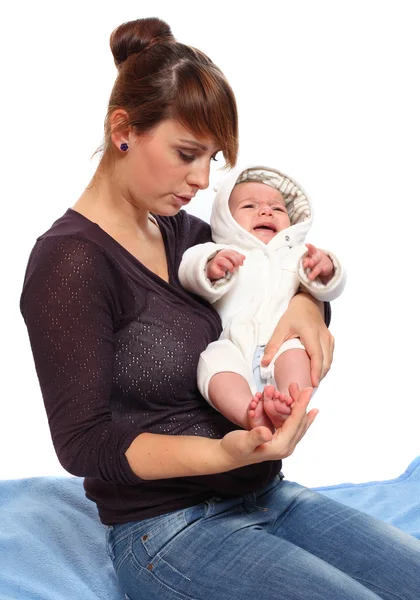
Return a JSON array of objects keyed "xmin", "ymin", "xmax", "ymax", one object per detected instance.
[{"xmin": 1, "ymin": 0, "xmax": 419, "ymax": 486}]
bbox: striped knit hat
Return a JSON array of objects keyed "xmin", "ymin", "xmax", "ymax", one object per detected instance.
[{"xmin": 235, "ymin": 168, "xmax": 310, "ymax": 226}]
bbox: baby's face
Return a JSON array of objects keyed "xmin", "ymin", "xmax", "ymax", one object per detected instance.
[{"xmin": 228, "ymin": 182, "xmax": 290, "ymax": 243}]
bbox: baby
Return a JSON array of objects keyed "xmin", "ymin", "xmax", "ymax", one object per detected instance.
[{"xmin": 179, "ymin": 165, "xmax": 346, "ymax": 431}]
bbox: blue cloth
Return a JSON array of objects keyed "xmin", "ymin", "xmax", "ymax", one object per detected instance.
[
  {"xmin": 313, "ymin": 455, "xmax": 420, "ymax": 539},
  {"xmin": 0, "ymin": 477, "xmax": 123, "ymax": 600},
  {"xmin": 1, "ymin": 457, "xmax": 419, "ymax": 600}
]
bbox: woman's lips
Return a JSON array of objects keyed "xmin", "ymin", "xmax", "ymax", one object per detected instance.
[{"xmin": 173, "ymin": 194, "xmax": 192, "ymax": 205}]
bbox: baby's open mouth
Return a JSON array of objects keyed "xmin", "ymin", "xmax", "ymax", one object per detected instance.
[{"xmin": 253, "ymin": 224, "xmax": 277, "ymax": 232}]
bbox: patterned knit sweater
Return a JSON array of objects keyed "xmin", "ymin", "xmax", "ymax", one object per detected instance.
[{"xmin": 20, "ymin": 208, "xmax": 287, "ymax": 525}]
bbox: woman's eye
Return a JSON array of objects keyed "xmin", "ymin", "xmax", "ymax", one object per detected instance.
[{"xmin": 178, "ymin": 151, "xmax": 195, "ymax": 162}]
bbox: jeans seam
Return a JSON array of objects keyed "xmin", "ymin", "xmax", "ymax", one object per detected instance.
[
  {"xmin": 145, "ymin": 511, "xmax": 185, "ymax": 538},
  {"xmin": 113, "ymin": 534, "xmax": 133, "ymax": 573},
  {"xmin": 269, "ymin": 487, "xmax": 309, "ymax": 533},
  {"xmin": 130, "ymin": 551, "xmax": 198, "ymax": 600},
  {"xmin": 151, "ymin": 515, "xmax": 206, "ymax": 565},
  {"xmin": 110, "ymin": 522, "xmax": 141, "ymax": 547},
  {"xmin": 353, "ymin": 577, "xmax": 405, "ymax": 600},
  {"xmin": 157, "ymin": 555, "xmax": 192, "ymax": 582},
  {"xmin": 204, "ymin": 498, "xmax": 216, "ymax": 517},
  {"xmin": 106, "ymin": 527, "xmax": 115, "ymax": 560}
]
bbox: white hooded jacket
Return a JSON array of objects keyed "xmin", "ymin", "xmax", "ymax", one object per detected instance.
[{"xmin": 179, "ymin": 165, "xmax": 346, "ymax": 382}]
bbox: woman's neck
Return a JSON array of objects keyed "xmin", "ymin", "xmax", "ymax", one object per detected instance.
[{"xmin": 72, "ymin": 161, "xmax": 151, "ymax": 237}]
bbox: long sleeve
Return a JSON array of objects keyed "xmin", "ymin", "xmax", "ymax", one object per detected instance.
[
  {"xmin": 178, "ymin": 242, "xmax": 241, "ymax": 303},
  {"xmin": 20, "ymin": 236, "xmax": 143, "ymax": 484},
  {"xmin": 297, "ymin": 249, "xmax": 347, "ymax": 302}
]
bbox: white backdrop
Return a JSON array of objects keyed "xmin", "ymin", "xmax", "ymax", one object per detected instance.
[{"xmin": 1, "ymin": 0, "xmax": 419, "ymax": 486}]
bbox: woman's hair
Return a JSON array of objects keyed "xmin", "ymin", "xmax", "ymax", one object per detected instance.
[{"xmin": 101, "ymin": 17, "xmax": 238, "ymax": 167}]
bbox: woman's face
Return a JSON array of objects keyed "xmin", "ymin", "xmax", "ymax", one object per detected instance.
[{"xmin": 119, "ymin": 118, "xmax": 221, "ymax": 216}]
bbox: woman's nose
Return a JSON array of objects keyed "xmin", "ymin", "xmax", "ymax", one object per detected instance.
[{"xmin": 187, "ymin": 163, "xmax": 210, "ymax": 190}]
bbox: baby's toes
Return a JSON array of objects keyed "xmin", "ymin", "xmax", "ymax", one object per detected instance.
[
  {"xmin": 263, "ymin": 385, "xmax": 275, "ymax": 402},
  {"xmin": 274, "ymin": 398, "xmax": 291, "ymax": 416}
]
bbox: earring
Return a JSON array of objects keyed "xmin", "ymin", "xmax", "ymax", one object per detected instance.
[{"xmin": 120, "ymin": 143, "xmax": 129, "ymax": 152}]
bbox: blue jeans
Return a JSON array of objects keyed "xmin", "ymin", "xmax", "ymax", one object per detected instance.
[{"xmin": 106, "ymin": 476, "xmax": 420, "ymax": 599}]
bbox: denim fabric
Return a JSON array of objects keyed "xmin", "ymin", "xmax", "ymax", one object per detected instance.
[
  {"xmin": 252, "ymin": 345, "xmax": 267, "ymax": 392},
  {"xmin": 106, "ymin": 476, "xmax": 420, "ymax": 600}
]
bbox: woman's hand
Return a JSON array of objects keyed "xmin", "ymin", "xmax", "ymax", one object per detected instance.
[
  {"xmin": 261, "ymin": 293, "xmax": 334, "ymax": 387},
  {"xmin": 126, "ymin": 384, "xmax": 317, "ymax": 480},
  {"xmin": 220, "ymin": 384, "xmax": 318, "ymax": 466}
]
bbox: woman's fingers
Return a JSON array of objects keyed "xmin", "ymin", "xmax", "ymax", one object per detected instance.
[
  {"xmin": 288, "ymin": 381, "xmax": 301, "ymax": 402},
  {"xmin": 305, "ymin": 408, "xmax": 319, "ymax": 430},
  {"xmin": 264, "ymin": 325, "xmax": 333, "ymax": 386},
  {"xmin": 281, "ymin": 387, "xmax": 317, "ymax": 439},
  {"xmin": 221, "ymin": 426, "xmax": 273, "ymax": 462},
  {"xmin": 299, "ymin": 330, "xmax": 323, "ymax": 387},
  {"xmin": 261, "ymin": 325, "xmax": 295, "ymax": 367},
  {"xmin": 269, "ymin": 387, "xmax": 316, "ymax": 456},
  {"xmin": 249, "ymin": 426, "xmax": 273, "ymax": 448},
  {"xmin": 319, "ymin": 329, "xmax": 334, "ymax": 379}
]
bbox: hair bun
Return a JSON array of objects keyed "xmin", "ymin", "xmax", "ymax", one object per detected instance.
[{"xmin": 110, "ymin": 17, "xmax": 174, "ymax": 68}]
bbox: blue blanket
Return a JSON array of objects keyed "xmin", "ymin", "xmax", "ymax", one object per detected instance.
[{"xmin": 1, "ymin": 456, "xmax": 419, "ymax": 600}]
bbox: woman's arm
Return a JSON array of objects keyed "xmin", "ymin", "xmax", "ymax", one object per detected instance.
[
  {"xmin": 261, "ymin": 293, "xmax": 334, "ymax": 388},
  {"xmin": 20, "ymin": 237, "xmax": 144, "ymax": 484},
  {"xmin": 125, "ymin": 384, "xmax": 317, "ymax": 479}
]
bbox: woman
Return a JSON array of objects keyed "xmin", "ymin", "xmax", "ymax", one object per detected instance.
[{"xmin": 20, "ymin": 16, "xmax": 420, "ymax": 600}]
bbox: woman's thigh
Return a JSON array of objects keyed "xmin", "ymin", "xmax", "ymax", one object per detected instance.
[
  {"xmin": 106, "ymin": 492, "xmax": 382, "ymax": 600},
  {"xmin": 263, "ymin": 479, "xmax": 420, "ymax": 600}
]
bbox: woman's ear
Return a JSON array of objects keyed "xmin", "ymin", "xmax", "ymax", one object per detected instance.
[{"xmin": 109, "ymin": 109, "xmax": 131, "ymax": 151}]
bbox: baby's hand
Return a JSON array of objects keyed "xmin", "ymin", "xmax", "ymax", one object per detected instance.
[
  {"xmin": 206, "ymin": 250, "xmax": 245, "ymax": 281},
  {"xmin": 303, "ymin": 243, "xmax": 334, "ymax": 284}
]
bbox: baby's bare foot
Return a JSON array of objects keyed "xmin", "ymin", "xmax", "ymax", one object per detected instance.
[
  {"xmin": 278, "ymin": 392, "xmax": 294, "ymax": 408},
  {"xmin": 262, "ymin": 385, "xmax": 292, "ymax": 429},
  {"xmin": 247, "ymin": 392, "xmax": 274, "ymax": 431}
]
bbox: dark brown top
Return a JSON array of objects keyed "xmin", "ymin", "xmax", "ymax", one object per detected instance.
[{"xmin": 20, "ymin": 209, "xmax": 307, "ymax": 524}]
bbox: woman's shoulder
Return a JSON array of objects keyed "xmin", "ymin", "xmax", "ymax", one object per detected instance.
[
  {"xmin": 21, "ymin": 210, "xmax": 128, "ymax": 306},
  {"xmin": 37, "ymin": 207, "xmax": 97, "ymax": 237},
  {"xmin": 26, "ymin": 209, "xmax": 118, "ymax": 273}
]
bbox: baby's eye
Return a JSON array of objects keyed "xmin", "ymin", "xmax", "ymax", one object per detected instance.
[
  {"xmin": 273, "ymin": 206, "xmax": 286, "ymax": 212},
  {"xmin": 242, "ymin": 204, "xmax": 255, "ymax": 209}
]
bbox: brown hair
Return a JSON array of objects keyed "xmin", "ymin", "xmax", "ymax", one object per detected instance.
[{"xmin": 101, "ymin": 17, "xmax": 238, "ymax": 167}]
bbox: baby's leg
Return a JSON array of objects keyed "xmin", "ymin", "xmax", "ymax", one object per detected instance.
[
  {"xmin": 274, "ymin": 348, "xmax": 312, "ymax": 395},
  {"xmin": 208, "ymin": 372, "xmax": 272, "ymax": 430},
  {"xmin": 263, "ymin": 349, "xmax": 312, "ymax": 429}
]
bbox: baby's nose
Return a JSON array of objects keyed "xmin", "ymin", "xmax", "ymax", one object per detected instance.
[{"xmin": 259, "ymin": 204, "xmax": 273, "ymax": 215}]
